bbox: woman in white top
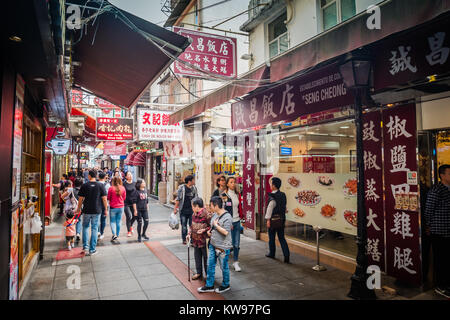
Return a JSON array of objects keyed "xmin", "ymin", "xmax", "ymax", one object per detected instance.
[{"xmin": 223, "ymin": 177, "xmax": 244, "ymax": 272}]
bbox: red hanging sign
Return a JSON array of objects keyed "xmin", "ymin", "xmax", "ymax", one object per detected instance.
[
  {"xmin": 362, "ymin": 110, "xmax": 385, "ymax": 271},
  {"xmin": 382, "ymin": 104, "xmax": 421, "ymax": 285},
  {"xmin": 173, "ymin": 27, "xmax": 237, "ymax": 79},
  {"xmin": 243, "ymin": 133, "xmax": 256, "ymax": 230}
]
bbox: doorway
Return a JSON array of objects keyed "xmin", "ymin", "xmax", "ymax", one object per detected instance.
[{"xmin": 418, "ymin": 129, "xmax": 450, "ymax": 288}]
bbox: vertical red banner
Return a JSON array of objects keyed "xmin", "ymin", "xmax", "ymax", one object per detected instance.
[
  {"xmin": 44, "ymin": 152, "xmax": 52, "ymax": 220},
  {"xmin": 362, "ymin": 111, "xmax": 385, "ymax": 271},
  {"xmin": 382, "ymin": 104, "xmax": 421, "ymax": 285},
  {"xmin": 243, "ymin": 134, "xmax": 256, "ymax": 230}
]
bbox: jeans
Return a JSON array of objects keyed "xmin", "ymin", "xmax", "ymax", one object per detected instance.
[
  {"xmin": 231, "ymin": 221, "xmax": 241, "ymax": 261},
  {"xmin": 180, "ymin": 213, "xmax": 192, "ymax": 242},
  {"xmin": 206, "ymin": 243, "xmax": 230, "ymax": 288},
  {"xmin": 124, "ymin": 204, "xmax": 137, "ymax": 232},
  {"xmin": 109, "ymin": 207, "xmax": 124, "ymax": 237},
  {"xmin": 137, "ymin": 209, "xmax": 149, "ymax": 237},
  {"xmin": 82, "ymin": 214, "xmax": 101, "ymax": 252},
  {"xmin": 194, "ymin": 246, "xmax": 208, "ymax": 276},
  {"xmin": 268, "ymin": 225, "xmax": 290, "ymax": 258},
  {"xmin": 76, "ymin": 219, "xmax": 82, "ymax": 236},
  {"xmin": 99, "ymin": 213, "xmax": 107, "ymax": 235}
]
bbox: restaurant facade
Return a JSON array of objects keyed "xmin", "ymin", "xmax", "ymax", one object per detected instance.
[{"xmin": 167, "ymin": 0, "xmax": 450, "ymax": 288}]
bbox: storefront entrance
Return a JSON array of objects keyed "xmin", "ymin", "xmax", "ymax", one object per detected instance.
[{"xmin": 418, "ymin": 128, "xmax": 450, "ymax": 286}]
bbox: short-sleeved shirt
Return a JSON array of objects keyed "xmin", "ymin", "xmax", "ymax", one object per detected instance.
[{"xmin": 78, "ymin": 181, "xmax": 107, "ymax": 215}]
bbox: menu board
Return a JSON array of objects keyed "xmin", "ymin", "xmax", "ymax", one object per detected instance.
[{"xmin": 280, "ymin": 173, "xmax": 357, "ymax": 235}]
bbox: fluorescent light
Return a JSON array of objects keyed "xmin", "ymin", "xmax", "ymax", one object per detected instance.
[{"xmin": 340, "ymin": 126, "xmax": 350, "ymax": 129}]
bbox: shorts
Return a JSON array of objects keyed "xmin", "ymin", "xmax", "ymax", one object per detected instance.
[{"xmin": 66, "ymin": 236, "xmax": 74, "ymax": 242}]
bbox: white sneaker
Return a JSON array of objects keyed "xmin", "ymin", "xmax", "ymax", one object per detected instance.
[
  {"xmin": 67, "ymin": 244, "xmax": 72, "ymax": 251},
  {"xmin": 233, "ymin": 261, "xmax": 241, "ymax": 272},
  {"xmin": 99, "ymin": 234, "xmax": 104, "ymax": 240}
]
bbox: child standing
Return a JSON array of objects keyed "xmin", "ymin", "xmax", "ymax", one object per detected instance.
[
  {"xmin": 64, "ymin": 212, "xmax": 77, "ymax": 250},
  {"xmin": 187, "ymin": 197, "xmax": 212, "ymax": 280},
  {"xmin": 135, "ymin": 179, "xmax": 149, "ymax": 242},
  {"xmin": 197, "ymin": 196, "xmax": 233, "ymax": 294}
]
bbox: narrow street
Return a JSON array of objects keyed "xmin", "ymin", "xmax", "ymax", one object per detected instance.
[{"xmin": 21, "ymin": 199, "xmax": 441, "ymax": 301}]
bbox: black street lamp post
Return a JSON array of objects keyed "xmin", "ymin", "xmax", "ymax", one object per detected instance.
[{"xmin": 338, "ymin": 54, "xmax": 377, "ymax": 300}]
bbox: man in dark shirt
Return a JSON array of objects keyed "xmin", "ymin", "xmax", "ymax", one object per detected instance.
[
  {"xmin": 174, "ymin": 175, "xmax": 198, "ymax": 244},
  {"xmin": 75, "ymin": 170, "xmax": 108, "ymax": 255},
  {"xmin": 424, "ymin": 164, "xmax": 450, "ymax": 298}
]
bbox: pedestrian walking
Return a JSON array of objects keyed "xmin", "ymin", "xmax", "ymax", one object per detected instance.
[
  {"xmin": 187, "ymin": 197, "xmax": 212, "ymax": 280},
  {"xmin": 174, "ymin": 175, "xmax": 198, "ymax": 244},
  {"xmin": 73, "ymin": 177, "xmax": 83, "ymax": 244},
  {"xmin": 107, "ymin": 176, "xmax": 126, "ymax": 243},
  {"xmin": 424, "ymin": 164, "xmax": 450, "ymax": 298},
  {"xmin": 123, "ymin": 171, "xmax": 138, "ymax": 237},
  {"xmin": 265, "ymin": 177, "xmax": 290, "ymax": 263},
  {"xmin": 52, "ymin": 174, "xmax": 68, "ymax": 216},
  {"xmin": 197, "ymin": 196, "xmax": 232, "ymax": 294},
  {"xmin": 135, "ymin": 179, "xmax": 149, "ymax": 242},
  {"xmin": 212, "ymin": 176, "xmax": 226, "ymax": 197},
  {"xmin": 61, "ymin": 181, "xmax": 78, "ymax": 251},
  {"xmin": 98, "ymin": 171, "xmax": 111, "ymax": 240},
  {"xmin": 74, "ymin": 170, "xmax": 108, "ymax": 256},
  {"xmin": 63, "ymin": 212, "xmax": 77, "ymax": 251},
  {"xmin": 222, "ymin": 177, "xmax": 244, "ymax": 272},
  {"xmin": 83, "ymin": 168, "xmax": 89, "ymax": 183}
]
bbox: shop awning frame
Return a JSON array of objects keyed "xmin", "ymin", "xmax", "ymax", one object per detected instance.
[{"xmin": 69, "ymin": 0, "xmax": 191, "ymax": 109}]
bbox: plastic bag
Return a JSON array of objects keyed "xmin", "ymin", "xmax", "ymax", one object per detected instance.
[
  {"xmin": 169, "ymin": 212, "xmax": 179, "ymax": 230},
  {"xmin": 30, "ymin": 215, "xmax": 42, "ymax": 234}
]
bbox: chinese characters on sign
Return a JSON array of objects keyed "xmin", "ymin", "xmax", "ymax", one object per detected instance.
[
  {"xmin": 173, "ymin": 27, "xmax": 237, "ymax": 79},
  {"xmin": 374, "ymin": 18, "xmax": 449, "ymax": 90},
  {"xmin": 382, "ymin": 104, "xmax": 421, "ymax": 285},
  {"xmin": 96, "ymin": 117, "xmax": 133, "ymax": 141},
  {"xmin": 231, "ymin": 63, "xmax": 354, "ymax": 130},
  {"xmin": 243, "ymin": 134, "xmax": 256, "ymax": 230},
  {"xmin": 362, "ymin": 111, "xmax": 385, "ymax": 270},
  {"xmin": 137, "ymin": 109, "xmax": 182, "ymax": 142}
]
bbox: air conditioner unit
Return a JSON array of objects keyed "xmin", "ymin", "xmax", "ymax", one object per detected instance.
[{"xmin": 307, "ymin": 141, "xmax": 340, "ymax": 151}]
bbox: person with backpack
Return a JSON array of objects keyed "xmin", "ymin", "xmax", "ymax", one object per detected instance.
[
  {"xmin": 197, "ymin": 196, "xmax": 232, "ymax": 294},
  {"xmin": 53, "ymin": 174, "xmax": 68, "ymax": 216},
  {"xmin": 74, "ymin": 170, "xmax": 108, "ymax": 256},
  {"xmin": 265, "ymin": 177, "xmax": 290, "ymax": 263},
  {"xmin": 107, "ymin": 176, "xmax": 126, "ymax": 243},
  {"xmin": 221, "ymin": 177, "xmax": 244, "ymax": 272},
  {"xmin": 135, "ymin": 179, "xmax": 150, "ymax": 242},
  {"xmin": 174, "ymin": 175, "xmax": 199, "ymax": 245}
]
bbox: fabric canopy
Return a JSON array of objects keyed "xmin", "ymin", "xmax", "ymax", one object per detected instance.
[
  {"xmin": 124, "ymin": 151, "xmax": 146, "ymax": 166},
  {"xmin": 70, "ymin": 0, "xmax": 190, "ymax": 109},
  {"xmin": 132, "ymin": 152, "xmax": 147, "ymax": 167}
]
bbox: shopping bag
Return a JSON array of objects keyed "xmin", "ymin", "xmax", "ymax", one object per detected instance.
[
  {"xmin": 30, "ymin": 215, "xmax": 42, "ymax": 234},
  {"xmin": 169, "ymin": 212, "xmax": 179, "ymax": 230}
]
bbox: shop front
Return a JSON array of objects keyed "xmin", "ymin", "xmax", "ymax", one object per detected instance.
[{"xmin": 232, "ymin": 12, "xmax": 450, "ymax": 288}]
